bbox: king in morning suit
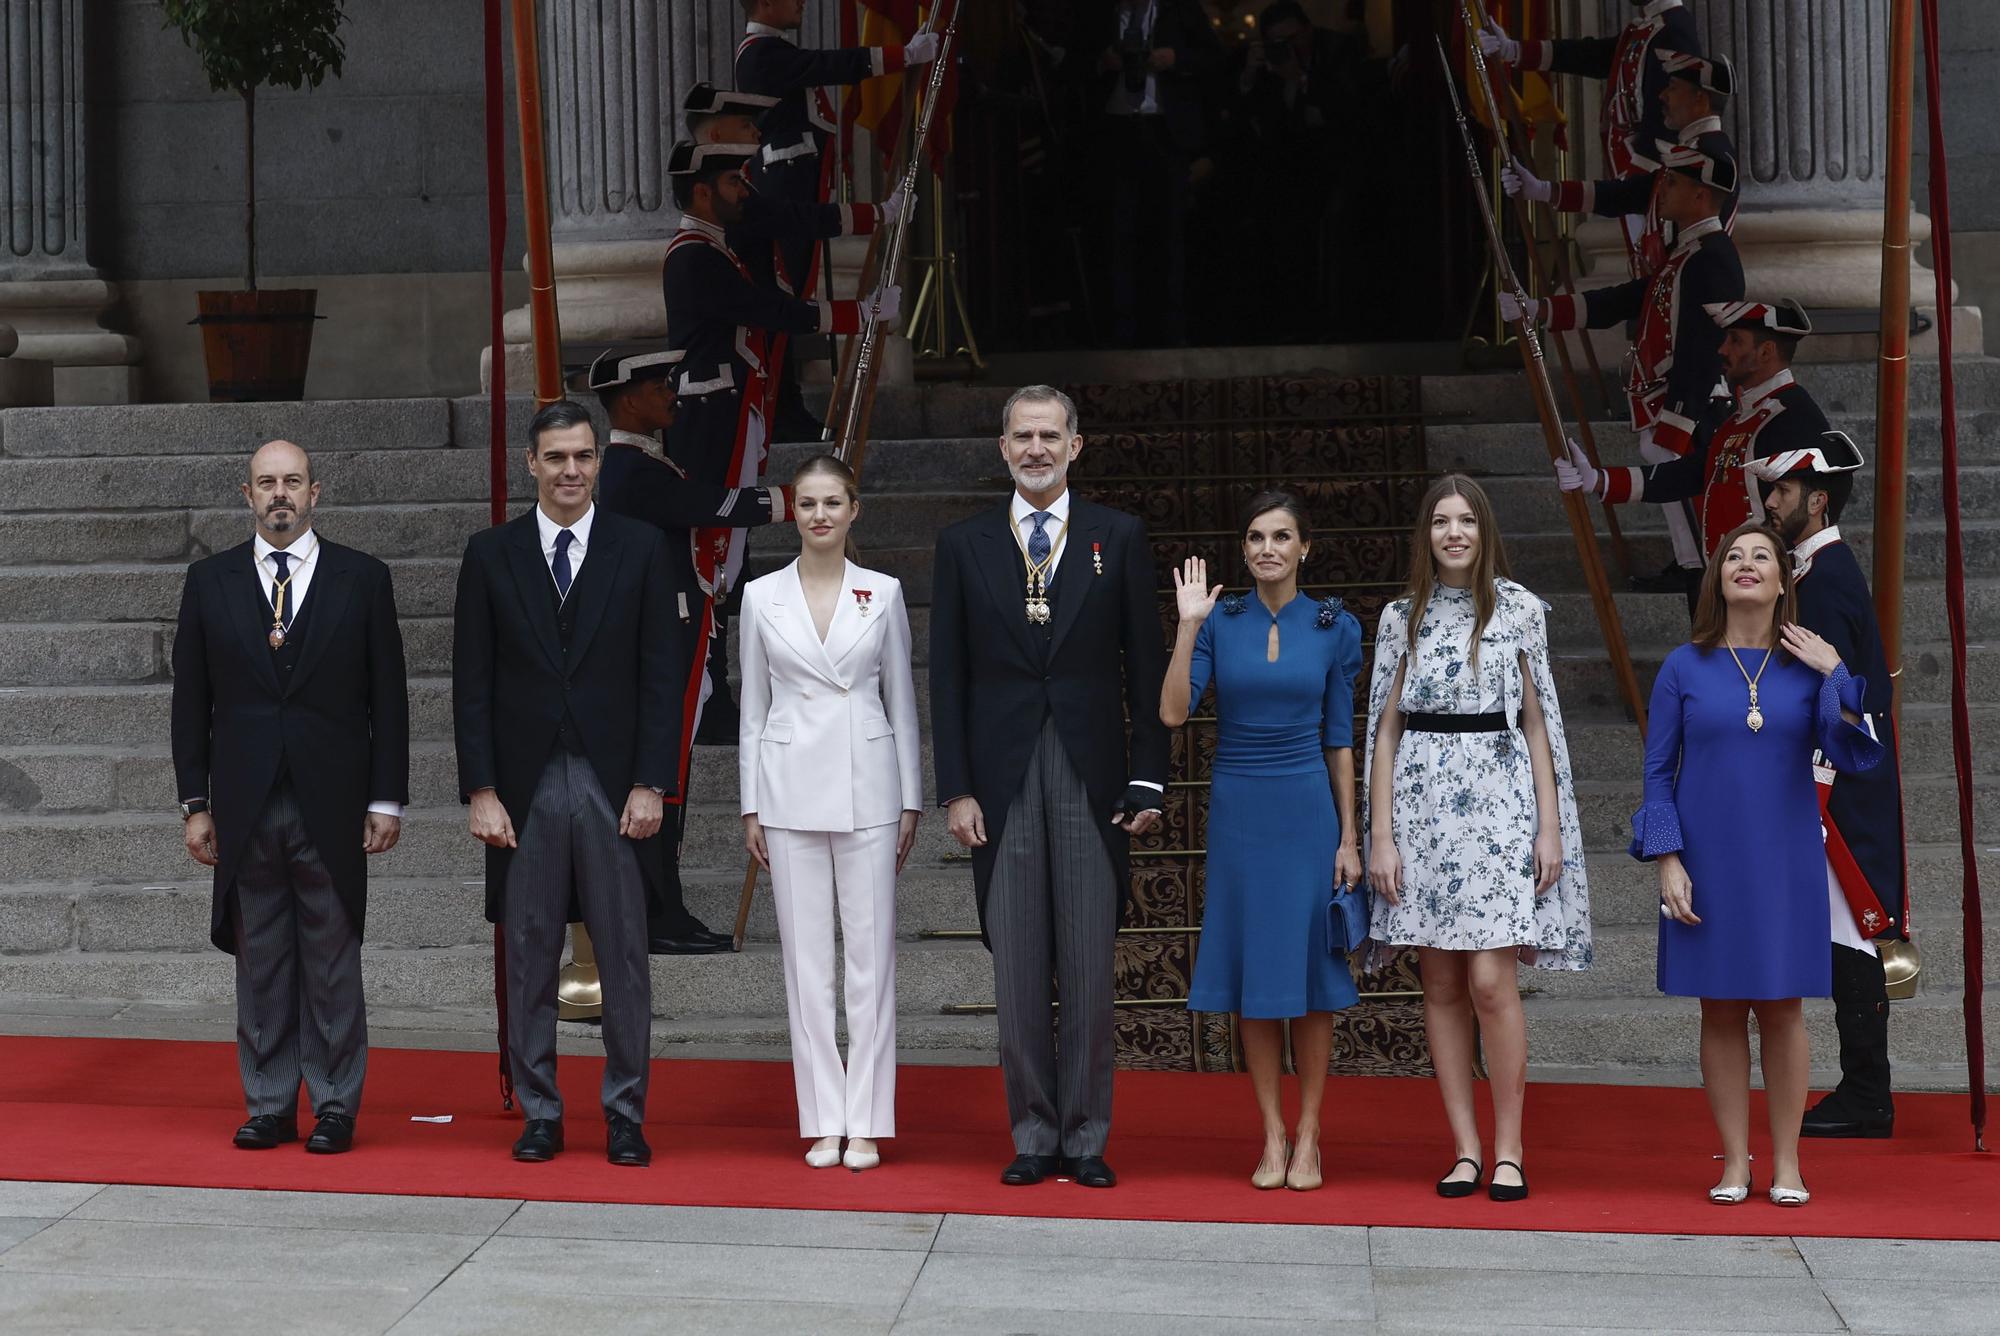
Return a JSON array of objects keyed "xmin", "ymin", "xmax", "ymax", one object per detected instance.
[{"xmin": 929, "ymin": 385, "xmax": 1170, "ymax": 1189}]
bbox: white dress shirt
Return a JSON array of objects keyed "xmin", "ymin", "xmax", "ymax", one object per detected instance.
[
  {"xmin": 249, "ymin": 526, "xmax": 401, "ymax": 820},
  {"xmin": 255, "ymin": 527, "xmax": 320, "ymax": 621},
  {"xmin": 1010, "ymin": 488, "xmax": 1072, "ymax": 574},
  {"xmin": 535, "ymin": 502, "xmax": 595, "ymax": 593}
]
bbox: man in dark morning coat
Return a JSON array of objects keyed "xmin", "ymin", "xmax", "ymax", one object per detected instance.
[
  {"xmin": 930, "ymin": 383, "xmax": 1170, "ymax": 1190},
  {"xmin": 452, "ymin": 400, "xmax": 684, "ymax": 1167},
  {"xmin": 172, "ymin": 439, "xmax": 409, "ymax": 1155}
]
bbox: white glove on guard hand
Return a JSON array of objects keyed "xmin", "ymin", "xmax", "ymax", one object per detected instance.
[
  {"xmin": 1501, "ymin": 159, "xmax": 1553, "ymax": 203},
  {"xmin": 1554, "ymin": 439, "xmax": 1600, "ymax": 494},
  {"xmin": 1497, "ymin": 291, "xmax": 1541, "ymax": 324},
  {"xmin": 904, "ymin": 32, "xmax": 941, "ymax": 66},
  {"xmin": 1478, "ymin": 19, "xmax": 1521, "ymax": 64}
]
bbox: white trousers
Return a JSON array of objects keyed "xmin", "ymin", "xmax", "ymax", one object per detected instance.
[
  {"xmin": 1639, "ymin": 424, "xmax": 1704, "ymax": 568},
  {"xmin": 765, "ymin": 822, "xmax": 899, "ymax": 1138}
]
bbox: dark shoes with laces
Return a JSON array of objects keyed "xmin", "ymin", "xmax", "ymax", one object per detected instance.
[
  {"xmin": 233, "ymin": 1112, "xmax": 352, "ymax": 1153},
  {"xmin": 511, "ymin": 1115, "xmax": 650, "ymax": 1166}
]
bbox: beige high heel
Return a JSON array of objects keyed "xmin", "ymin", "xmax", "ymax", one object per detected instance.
[
  {"xmin": 1285, "ymin": 1140, "xmax": 1323, "ymax": 1192},
  {"xmin": 1251, "ymin": 1139, "xmax": 1290, "ymax": 1190}
]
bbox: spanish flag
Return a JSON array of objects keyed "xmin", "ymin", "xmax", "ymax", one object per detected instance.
[
  {"xmin": 854, "ymin": 0, "xmax": 957, "ymax": 172},
  {"xmin": 1466, "ymin": 0, "xmax": 1566, "ymax": 146}
]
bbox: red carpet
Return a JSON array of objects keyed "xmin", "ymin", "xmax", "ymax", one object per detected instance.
[{"xmin": 3, "ymin": 1036, "xmax": 1993, "ymax": 1239}]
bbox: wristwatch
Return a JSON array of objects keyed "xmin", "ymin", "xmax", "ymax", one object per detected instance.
[{"xmin": 179, "ymin": 798, "xmax": 209, "ymax": 820}]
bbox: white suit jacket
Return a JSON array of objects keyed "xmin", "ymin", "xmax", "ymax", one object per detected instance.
[{"xmin": 738, "ymin": 559, "xmax": 923, "ymax": 831}]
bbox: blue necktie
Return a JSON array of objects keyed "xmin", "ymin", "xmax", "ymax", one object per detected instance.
[
  {"xmin": 1028, "ymin": 511, "xmax": 1052, "ymax": 569},
  {"xmin": 270, "ymin": 550, "xmax": 292, "ymax": 628},
  {"xmin": 553, "ymin": 530, "xmax": 574, "ymax": 600}
]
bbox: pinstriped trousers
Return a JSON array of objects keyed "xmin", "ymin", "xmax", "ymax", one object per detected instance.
[
  {"xmin": 231, "ymin": 781, "xmax": 366, "ymax": 1120},
  {"xmin": 987, "ymin": 715, "xmax": 1119, "ymax": 1158}
]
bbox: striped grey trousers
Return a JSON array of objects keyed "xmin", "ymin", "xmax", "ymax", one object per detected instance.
[
  {"xmin": 231, "ymin": 781, "xmax": 367, "ymax": 1120},
  {"xmin": 987, "ymin": 715, "xmax": 1119, "ymax": 1158}
]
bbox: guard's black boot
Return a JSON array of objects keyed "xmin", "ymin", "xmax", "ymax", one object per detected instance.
[{"xmin": 1804, "ymin": 944, "xmax": 1894, "ymax": 1138}]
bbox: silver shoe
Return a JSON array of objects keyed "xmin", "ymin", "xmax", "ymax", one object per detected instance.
[
  {"xmin": 1769, "ymin": 1184, "xmax": 1811, "ymax": 1207},
  {"xmin": 1708, "ymin": 1181, "xmax": 1750, "ymax": 1205}
]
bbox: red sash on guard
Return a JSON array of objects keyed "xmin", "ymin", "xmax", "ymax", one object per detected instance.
[{"xmin": 1815, "ymin": 749, "xmax": 1896, "ymax": 939}]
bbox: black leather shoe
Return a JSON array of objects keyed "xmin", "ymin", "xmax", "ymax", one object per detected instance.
[
  {"xmin": 1066, "ymin": 1155, "xmax": 1118, "ymax": 1189},
  {"xmin": 512, "ymin": 1119, "xmax": 564, "ymax": 1162},
  {"xmin": 233, "ymin": 1114, "xmax": 298, "ymax": 1150},
  {"xmin": 304, "ymin": 1113, "xmax": 355, "ymax": 1155},
  {"xmin": 606, "ymin": 1113, "xmax": 652, "ymax": 1167},
  {"xmin": 1488, "ymin": 1159, "xmax": 1529, "ymax": 1202},
  {"xmin": 648, "ymin": 933, "xmax": 732, "ymax": 955},
  {"xmin": 1000, "ymin": 1153, "xmax": 1061, "ymax": 1186},
  {"xmin": 1801, "ymin": 1101, "xmax": 1894, "ymax": 1139}
]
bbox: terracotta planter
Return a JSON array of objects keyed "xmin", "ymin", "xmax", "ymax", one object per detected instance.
[{"xmin": 192, "ymin": 288, "xmax": 321, "ymax": 402}]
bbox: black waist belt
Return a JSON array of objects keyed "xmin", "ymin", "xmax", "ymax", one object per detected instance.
[{"xmin": 1403, "ymin": 711, "xmax": 1517, "ymax": 734}]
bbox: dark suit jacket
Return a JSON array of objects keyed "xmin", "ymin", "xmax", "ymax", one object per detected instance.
[
  {"xmin": 1080, "ymin": 0, "xmax": 1222, "ymax": 155},
  {"xmin": 451, "ymin": 508, "xmax": 684, "ymax": 925},
  {"xmin": 171, "ymin": 537, "xmax": 410, "ymax": 953},
  {"xmin": 929, "ymin": 498, "xmax": 1169, "ymax": 941}
]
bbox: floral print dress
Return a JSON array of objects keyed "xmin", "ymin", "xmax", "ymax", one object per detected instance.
[{"xmin": 1361, "ymin": 579, "xmax": 1592, "ymax": 969}]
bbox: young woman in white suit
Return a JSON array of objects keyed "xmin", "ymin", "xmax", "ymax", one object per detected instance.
[{"xmin": 740, "ymin": 454, "xmax": 923, "ymax": 1171}]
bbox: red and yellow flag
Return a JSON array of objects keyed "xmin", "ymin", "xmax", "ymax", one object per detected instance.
[
  {"xmin": 853, "ymin": 0, "xmax": 957, "ymax": 173},
  {"xmin": 1465, "ymin": 0, "xmax": 1566, "ymax": 142}
]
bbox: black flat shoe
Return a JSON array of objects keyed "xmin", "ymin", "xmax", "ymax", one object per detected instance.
[
  {"xmin": 1000, "ymin": 1153, "xmax": 1061, "ymax": 1186},
  {"xmin": 233, "ymin": 1114, "xmax": 298, "ymax": 1150},
  {"xmin": 606, "ymin": 1113, "xmax": 652, "ymax": 1167},
  {"xmin": 1488, "ymin": 1159, "xmax": 1529, "ymax": 1202},
  {"xmin": 512, "ymin": 1119, "xmax": 564, "ymax": 1162},
  {"xmin": 1435, "ymin": 1157, "xmax": 1482, "ymax": 1198},
  {"xmin": 648, "ymin": 934, "xmax": 732, "ymax": 955},
  {"xmin": 304, "ymin": 1113, "xmax": 355, "ymax": 1155},
  {"xmin": 1801, "ymin": 1099, "xmax": 1894, "ymax": 1139},
  {"xmin": 1066, "ymin": 1155, "xmax": 1118, "ymax": 1189}
]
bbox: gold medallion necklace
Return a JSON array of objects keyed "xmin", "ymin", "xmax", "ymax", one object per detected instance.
[
  {"xmin": 1011, "ymin": 513, "xmax": 1070, "ymax": 625},
  {"xmin": 1724, "ymin": 641, "xmax": 1773, "ymax": 733}
]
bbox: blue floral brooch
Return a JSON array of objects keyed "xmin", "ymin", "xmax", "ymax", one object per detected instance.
[
  {"xmin": 1220, "ymin": 593, "xmax": 1247, "ymax": 615},
  {"xmin": 1316, "ymin": 595, "xmax": 1344, "ymax": 629}
]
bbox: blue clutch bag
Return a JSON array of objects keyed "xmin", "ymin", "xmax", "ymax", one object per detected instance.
[{"xmin": 1326, "ymin": 881, "xmax": 1370, "ymax": 956}]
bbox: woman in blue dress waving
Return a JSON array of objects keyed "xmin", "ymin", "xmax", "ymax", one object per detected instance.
[
  {"xmin": 1636, "ymin": 521, "xmax": 1883, "ymax": 1208},
  {"xmin": 1160, "ymin": 490, "xmax": 1363, "ymax": 1193}
]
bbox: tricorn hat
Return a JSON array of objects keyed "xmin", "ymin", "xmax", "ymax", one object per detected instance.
[
  {"xmin": 1745, "ymin": 429, "xmax": 1867, "ymax": 482},
  {"xmin": 1705, "ymin": 298, "xmax": 1812, "ymax": 337},
  {"xmin": 1657, "ymin": 49, "xmax": 1736, "ymax": 99}
]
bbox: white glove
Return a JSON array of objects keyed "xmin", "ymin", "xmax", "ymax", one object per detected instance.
[
  {"xmin": 879, "ymin": 192, "xmax": 906, "ymax": 226},
  {"xmin": 870, "ymin": 282, "xmax": 903, "ymax": 324},
  {"xmin": 1554, "ymin": 438, "xmax": 1600, "ymax": 495},
  {"xmin": 904, "ymin": 31, "xmax": 941, "ymax": 66},
  {"xmin": 1497, "ymin": 291, "xmax": 1541, "ymax": 324},
  {"xmin": 1477, "ymin": 18, "xmax": 1521, "ymax": 64},
  {"xmin": 1501, "ymin": 158, "xmax": 1552, "ymax": 203}
]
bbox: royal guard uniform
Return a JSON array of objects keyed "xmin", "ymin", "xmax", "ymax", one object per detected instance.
[
  {"xmin": 1508, "ymin": 0, "xmax": 1702, "ymax": 268},
  {"xmin": 1538, "ymin": 52, "xmax": 1738, "ymax": 274},
  {"xmin": 736, "ymin": 17, "xmax": 935, "ymax": 441},
  {"xmin": 592, "ymin": 349, "xmax": 793, "ymax": 793},
  {"xmin": 1563, "ymin": 301, "xmax": 1823, "ymax": 560},
  {"xmin": 661, "ymin": 141, "xmax": 878, "ymax": 735},
  {"xmin": 1747, "ymin": 432, "xmax": 1906, "ymax": 1139},
  {"xmin": 1545, "ymin": 145, "xmax": 1742, "ymax": 458}
]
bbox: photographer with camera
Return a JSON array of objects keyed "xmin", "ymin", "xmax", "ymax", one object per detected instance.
[{"xmin": 1082, "ymin": 0, "xmax": 1221, "ymax": 348}]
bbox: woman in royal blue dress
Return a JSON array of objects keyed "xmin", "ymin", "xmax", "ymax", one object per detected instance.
[
  {"xmin": 1160, "ymin": 490, "xmax": 1363, "ymax": 1192},
  {"xmin": 1635, "ymin": 522, "xmax": 1882, "ymax": 1208}
]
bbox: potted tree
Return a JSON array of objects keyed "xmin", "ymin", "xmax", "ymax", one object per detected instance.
[{"xmin": 160, "ymin": 0, "xmax": 349, "ymax": 401}]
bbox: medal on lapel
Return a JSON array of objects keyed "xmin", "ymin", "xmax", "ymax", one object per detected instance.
[
  {"xmin": 1092, "ymin": 542, "xmax": 1103, "ymax": 576},
  {"xmin": 853, "ymin": 588, "xmax": 873, "ymax": 618}
]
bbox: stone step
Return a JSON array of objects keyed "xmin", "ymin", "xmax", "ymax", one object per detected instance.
[
  {"xmin": 1568, "ymin": 772, "xmax": 1995, "ymax": 854},
  {"xmin": 1417, "ymin": 358, "xmax": 2000, "ymax": 424},
  {"xmin": 1519, "ymin": 986, "xmax": 2000, "ymax": 1073},
  {"xmin": 1427, "ymin": 410, "xmax": 2000, "ymax": 475},
  {"xmin": 0, "ymin": 558, "xmax": 461, "ymax": 623},
  {"xmin": 1499, "ymin": 522, "xmax": 2000, "ymax": 592},
  {"xmin": 0, "ymin": 867, "xmax": 975, "ymax": 955},
  {"xmin": 0, "ymin": 399, "xmax": 455, "ymax": 458},
  {"xmin": 1476, "ymin": 463, "xmax": 1996, "ymax": 541},
  {"xmin": 1525, "ymin": 914, "xmax": 2000, "ymax": 1002},
  {"xmin": 1538, "ymin": 583, "xmax": 2000, "ymax": 654},
  {"xmin": 0, "ymin": 936, "xmax": 997, "ymax": 1019}
]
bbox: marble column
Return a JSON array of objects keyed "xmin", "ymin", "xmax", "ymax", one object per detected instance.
[
  {"xmin": 490, "ymin": 0, "xmax": 899, "ymax": 389},
  {"xmin": 0, "ymin": 0, "xmax": 140, "ymax": 404},
  {"xmin": 1568, "ymin": 0, "xmax": 1974, "ymax": 356}
]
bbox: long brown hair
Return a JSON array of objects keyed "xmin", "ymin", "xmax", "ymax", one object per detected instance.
[
  {"xmin": 1402, "ymin": 474, "xmax": 1511, "ymax": 667},
  {"xmin": 791, "ymin": 452, "xmax": 859, "ymax": 501},
  {"xmin": 1690, "ymin": 521, "xmax": 1796, "ymax": 656}
]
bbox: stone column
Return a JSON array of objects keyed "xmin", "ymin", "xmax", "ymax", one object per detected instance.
[
  {"xmin": 490, "ymin": 0, "xmax": 900, "ymax": 388},
  {"xmin": 1570, "ymin": 0, "xmax": 1975, "ymax": 357},
  {"xmin": 0, "ymin": 0, "xmax": 141, "ymax": 404}
]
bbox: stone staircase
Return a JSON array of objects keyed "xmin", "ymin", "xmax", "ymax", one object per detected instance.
[{"xmin": 0, "ymin": 356, "xmax": 1994, "ymax": 1086}]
